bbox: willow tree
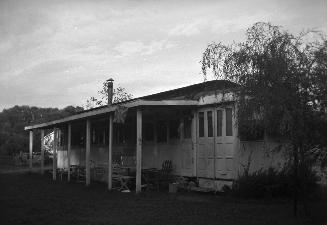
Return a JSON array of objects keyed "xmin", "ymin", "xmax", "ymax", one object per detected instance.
[{"xmin": 202, "ymin": 22, "xmax": 327, "ymax": 216}]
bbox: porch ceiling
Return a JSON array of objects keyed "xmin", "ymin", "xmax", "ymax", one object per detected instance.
[{"xmin": 24, "ymin": 99, "xmax": 199, "ymax": 131}]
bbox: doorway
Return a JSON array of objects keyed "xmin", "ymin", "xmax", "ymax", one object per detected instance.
[{"xmin": 197, "ymin": 106, "xmax": 236, "ymax": 180}]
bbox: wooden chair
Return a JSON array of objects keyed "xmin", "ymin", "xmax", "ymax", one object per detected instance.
[
  {"xmin": 70, "ymin": 165, "xmax": 79, "ymax": 180},
  {"xmin": 112, "ymin": 164, "xmax": 134, "ymax": 191},
  {"xmin": 141, "ymin": 168, "xmax": 160, "ymax": 191},
  {"xmin": 144, "ymin": 160, "xmax": 173, "ymax": 191},
  {"xmin": 58, "ymin": 168, "xmax": 68, "ymax": 181},
  {"xmin": 157, "ymin": 160, "xmax": 174, "ymax": 190},
  {"xmin": 77, "ymin": 167, "xmax": 86, "ymax": 183},
  {"xmin": 161, "ymin": 160, "xmax": 173, "ymax": 176},
  {"xmin": 121, "ymin": 155, "xmax": 136, "ymax": 167},
  {"xmin": 94, "ymin": 166, "xmax": 106, "ymax": 181}
]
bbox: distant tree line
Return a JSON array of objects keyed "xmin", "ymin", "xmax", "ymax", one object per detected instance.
[
  {"xmin": 0, "ymin": 105, "xmax": 83, "ymax": 155},
  {"xmin": 0, "ymin": 80, "xmax": 133, "ymax": 155}
]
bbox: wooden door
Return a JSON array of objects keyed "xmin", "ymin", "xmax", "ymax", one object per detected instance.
[
  {"xmin": 214, "ymin": 107, "xmax": 236, "ymax": 180},
  {"xmin": 197, "ymin": 109, "xmax": 215, "ymax": 178}
]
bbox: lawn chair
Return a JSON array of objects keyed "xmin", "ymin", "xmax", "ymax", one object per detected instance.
[
  {"xmin": 145, "ymin": 160, "xmax": 174, "ymax": 191},
  {"xmin": 158, "ymin": 160, "xmax": 174, "ymax": 190},
  {"xmin": 112, "ymin": 164, "xmax": 134, "ymax": 192}
]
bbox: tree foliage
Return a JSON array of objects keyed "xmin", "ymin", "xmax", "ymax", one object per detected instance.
[
  {"xmin": 202, "ymin": 22, "xmax": 327, "ymax": 215},
  {"xmin": 202, "ymin": 22, "xmax": 326, "ymax": 148},
  {"xmin": 0, "ymin": 105, "xmax": 83, "ymax": 155},
  {"xmin": 85, "ymin": 80, "xmax": 133, "ymax": 109}
]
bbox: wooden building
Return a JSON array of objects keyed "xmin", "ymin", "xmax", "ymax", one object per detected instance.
[{"xmin": 25, "ymin": 80, "xmax": 285, "ymax": 192}]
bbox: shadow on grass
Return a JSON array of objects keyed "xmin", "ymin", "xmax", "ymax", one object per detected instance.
[{"xmin": 0, "ymin": 173, "xmax": 326, "ymax": 225}]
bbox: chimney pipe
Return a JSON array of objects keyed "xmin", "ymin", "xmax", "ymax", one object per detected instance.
[{"xmin": 107, "ymin": 78, "xmax": 114, "ymax": 105}]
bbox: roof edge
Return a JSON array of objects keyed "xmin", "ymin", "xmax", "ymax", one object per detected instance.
[{"xmin": 24, "ymin": 99, "xmax": 199, "ymax": 130}]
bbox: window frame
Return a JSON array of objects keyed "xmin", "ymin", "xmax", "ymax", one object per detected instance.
[
  {"xmin": 225, "ymin": 108, "xmax": 233, "ymax": 137},
  {"xmin": 183, "ymin": 116, "xmax": 192, "ymax": 139},
  {"xmin": 198, "ymin": 111, "xmax": 205, "ymax": 138}
]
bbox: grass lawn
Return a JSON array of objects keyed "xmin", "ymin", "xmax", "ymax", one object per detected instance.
[{"xmin": 0, "ymin": 173, "xmax": 326, "ymax": 225}]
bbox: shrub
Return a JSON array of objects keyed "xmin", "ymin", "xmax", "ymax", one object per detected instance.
[{"xmin": 231, "ymin": 167, "xmax": 319, "ymax": 198}]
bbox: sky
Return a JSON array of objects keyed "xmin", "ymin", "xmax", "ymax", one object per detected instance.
[{"xmin": 0, "ymin": 0, "xmax": 326, "ymax": 110}]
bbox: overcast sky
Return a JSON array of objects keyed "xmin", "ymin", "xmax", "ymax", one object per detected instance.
[{"xmin": 0, "ymin": 0, "xmax": 326, "ymax": 110}]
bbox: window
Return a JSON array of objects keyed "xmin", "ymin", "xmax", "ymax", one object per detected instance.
[
  {"xmin": 91, "ymin": 126, "xmax": 107, "ymax": 145},
  {"xmin": 169, "ymin": 119, "xmax": 180, "ymax": 139},
  {"xmin": 217, "ymin": 110, "xmax": 222, "ymax": 136},
  {"xmin": 226, "ymin": 108, "xmax": 233, "ymax": 136},
  {"xmin": 113, "ymin": 123, "xmax": 124, "ymax": 144},
  {"xmin": 123, "ymin": 119, "xmax": 136, "ymax": 145},
  {"xmin": 207, "ymin": 111, "xmax": 213, "ymax": 137},
  {"xmin": 71, "ymin": 130, "xmax": 85, "ymax": 146},
  {"xmin": 59, "ymin": 129, "xmax": 66, "ymax": 146},
  {"xmin": 183, "ymin": 117, "xmax": 192, "ymax": 139},
  {"xmin": 101, "ymin": 130, "xmax": 106, "ymax": 145},
  {"xmin": 157, "ymin": 121, "xmax": 167, "ymax": 143},
  {"xmin": 144, "ymin": 122, "xmax": 154, "ymax": 142},
  {"xmin": 92, "ymin": 129, "xmax": 96, "ymax": 144},
  {"xmin": 199, "ymin": 112, "xmax": 204, "ymax": 137}
]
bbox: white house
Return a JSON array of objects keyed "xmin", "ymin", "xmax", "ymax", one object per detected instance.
[{"xmin": 25, "ymin": 80, "xmax": 286, "ymax": 192}]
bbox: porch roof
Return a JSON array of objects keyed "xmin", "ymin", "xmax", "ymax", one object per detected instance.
[
  {"xmin": 24, "ymin": 99, "xmax": 198, "ymax": 130},
  {"xmin": 24, "ymin": 80, "xmax": 239, "ymax": 131}
]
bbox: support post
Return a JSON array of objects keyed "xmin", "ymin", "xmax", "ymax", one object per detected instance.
[
  {"xmin": 108, "ymin": 114, "xmax": 113, "ymax": 190},
  {"xmin": 29, "ymin": 130, "xmax": 33, "ymax": 171},
  {"xmin": 153, "ymin": 119, "xmax": 158, "ymax": 168},
  {"xmin": 136, "ymin": 109, "xmax": 142, "ymax": 193},
  {"xmin": 86, "ymin": 119, "xmax": 91, "ymax": 186},
  {"xmin": 53, "ymin": 128, "xmax": 57, "ymax": 181},
  {"xmin": 166, "ymin": 121, "xmax": 170, "ymax": 144},
  {"xmin": 40, "ymin": 129, "xmax": 45, "ymax": 175},
  {"xmin": 191, "ymin": 112, "xmax": 197, "ymax": 177},
  {"xmin": 213, "ymin": 109, "xmax": 217, "ymax": 189},
  {"xmin": 67, "ymin": 124, "xmax": 71, "ymax": 182}
]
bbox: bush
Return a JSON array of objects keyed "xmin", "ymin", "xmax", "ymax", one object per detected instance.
[{"xmin": 231, "ymin": 167, "xmax": 319, "ymax": 198}]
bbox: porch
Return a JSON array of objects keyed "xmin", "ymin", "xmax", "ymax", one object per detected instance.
[{"xmin": 25, "ymin": 101, "xmax": 198, "ymax": 193}]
